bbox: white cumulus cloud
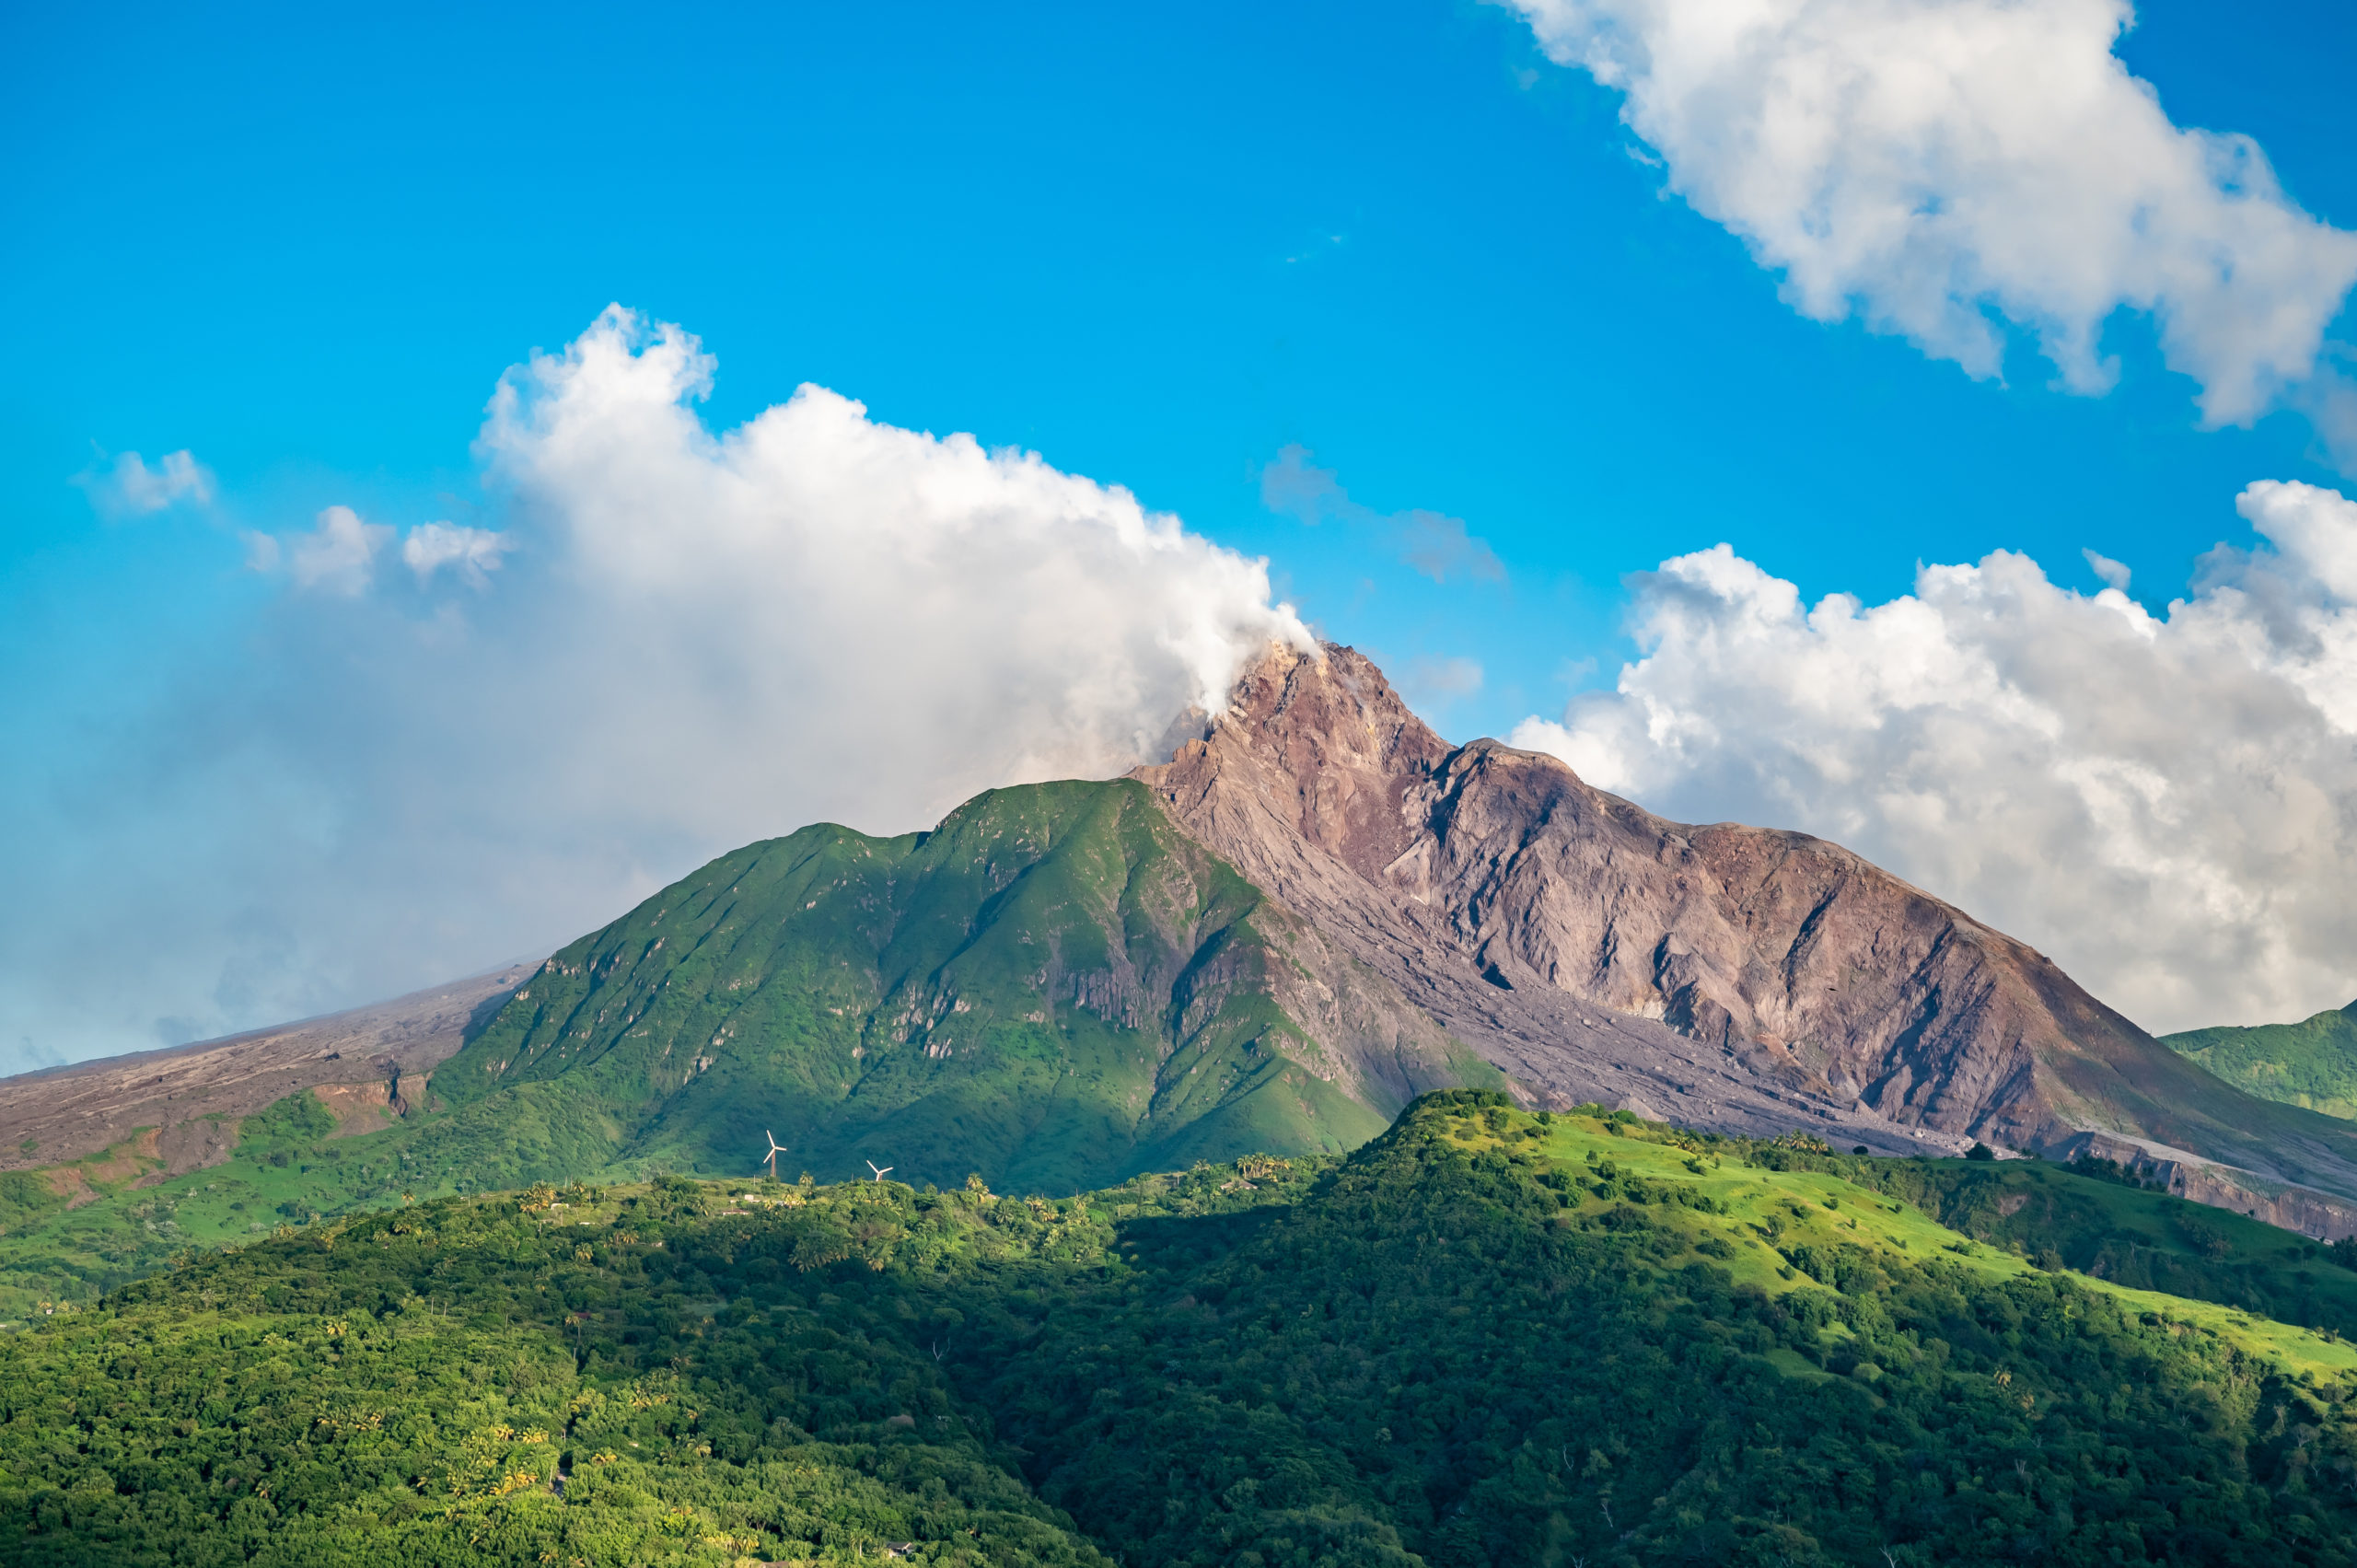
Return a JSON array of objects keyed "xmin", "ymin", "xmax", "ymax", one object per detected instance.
[
  {"xmin": 0, "ymin": 307, "xmax": 1310, "ymax": 1064},
  {"xmin": 72, "ymin": 448, "xmax": 215, "ymax": 517},
  {"xmin": 1505, "ymin": 0, "xmax": 2357, "ymax": 436},
  {"xmin": 479, "ymin": 307, "xmax": 1310, "ymax": 764},
  {"xmin": 1512, "ymin": 480, "xmax": 2357, "ymax": 1035}
]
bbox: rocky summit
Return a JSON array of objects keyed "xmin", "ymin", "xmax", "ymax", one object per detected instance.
[{"xmin": 1137, "ymin": 642, "xmax": 2357, "ymax": 1230}]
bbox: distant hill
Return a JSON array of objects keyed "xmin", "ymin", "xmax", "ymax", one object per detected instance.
[{"xmin": 2165, "ymin": 1003, "xmax": 2357, "ymax": 1121}]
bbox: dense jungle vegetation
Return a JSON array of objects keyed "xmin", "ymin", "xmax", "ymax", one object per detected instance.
[{"xmin": 5, "ymin": 1093, "xmax": 2357, "ymax": 1566}]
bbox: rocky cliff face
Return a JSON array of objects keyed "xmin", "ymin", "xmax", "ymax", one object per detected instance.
[{"xmin": 1135, "ymin": 643, "xmax": 2357, "ymax": 1220}]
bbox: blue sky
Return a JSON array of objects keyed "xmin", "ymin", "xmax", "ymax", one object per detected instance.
[{"xmin": 7, "ymin": 0, "xmax": 2357, "ymax": 1060}]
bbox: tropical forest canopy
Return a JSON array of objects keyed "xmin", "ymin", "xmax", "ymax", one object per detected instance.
[{"xmin": 5, "ymin": 1095, "xmax": 2357, "ymax": 1566}]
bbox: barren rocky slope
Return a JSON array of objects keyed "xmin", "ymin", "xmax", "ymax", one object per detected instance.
[
  {"xmin": 1135, "ymin": 643, "xmax": 2357, "ymax": 1225},
  {"xmin": 0, "ymin": 966, "xmax": 527, "ymax": 1181}
]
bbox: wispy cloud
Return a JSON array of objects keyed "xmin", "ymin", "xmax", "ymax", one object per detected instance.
[
  {"xmin": 71, "ymin": 448, "xmax": 215, "ymax": 518},
  {"xmin": 245, "ymin": 512, "xmax": 515, "ymax": 592},
  {"xmin": 2083, "ymin": 549, "xmax": 2131, "ymax": 593},
  {"xmin": 1282, "ymin": 232, "xmax": 1347, "ymax": 266},
  {"xmin": 401, "ymin": 522, "xmax": 515, "ymax": 586},
  {"xmin": 1505, "ymin": 0, "xmax": 2357, "ymax": 453},
  {"xmin": 286, "ymin": 505, "xmax": 392, "ymax": 596},
  {"xmin": 1260, "ymin": 445, "xmax": 1505, "ymax": 585},
  {"xmin": 1397, "ymin": 655, "xmax": 1486, "ymax": 721},
  {"xmin": 1404, "ymin": 655, "xmax": 1484, "ymax": 700}
]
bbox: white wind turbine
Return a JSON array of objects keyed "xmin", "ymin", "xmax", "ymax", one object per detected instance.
[
  {"xmin": 760, "ymin": 1131, "xmax": 787, "ymax": 1181},
  {"xmin": 866, "ymin": 1160, "xmax": 894, "ymax": 1182}
]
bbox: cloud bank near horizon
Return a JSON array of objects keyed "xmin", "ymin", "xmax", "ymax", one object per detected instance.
[
  {"xmin": 1506, "ymin": 0, "xmax": 2357, "ymax": 449},
  {"xmin": 0, "ymin": 308, "xmax": 1308, "ymax": 1069},
  {"xmin": 1513, "ymin": 480, "xmax": 2357, "ymax": 1037}
]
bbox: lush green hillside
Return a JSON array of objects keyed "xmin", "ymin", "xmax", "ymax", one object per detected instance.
[
  {"xmin": 1612, "ymin": 1138, "xmax": 2357, "ymax": 1342},
  {"xmin": 434, "ymin": 777, "xmax": 1490, "ymax": 1194},
  {"xmin": 0, "ymin": 780, "xmax": 1492, "ymax": 1319},
  {"xmin": 1874, "ymin": 1155, "xmax": 2357, "ymax": 1332},
  {"xmin": 7, "ymin": 1095, "xmax": 2357, "ymax": 1565},
  {"xmin": 2165, "ymin": 1004, "xmax": 2357, "ymax": 1121},
  {"xmin": 0, "ymin": 1093, "xmax": 419, "ymax": 1321}
]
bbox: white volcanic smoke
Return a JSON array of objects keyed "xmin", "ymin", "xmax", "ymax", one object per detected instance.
[{"xmin": 0, "ymin": 308, "xmax": 1308, "ymax": 1065}]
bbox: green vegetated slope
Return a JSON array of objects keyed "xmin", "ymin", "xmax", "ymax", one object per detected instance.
[
  {"xmin": 432, "ymin": 777, "xmax": 1490, "ymax": 1192},
  {"xmin": 11, "ymin": 1096, "xmax": 2357, "ymax": 1566},
  {"xmin": 0, "ymin": 779, "xmax": 1492, "ymax": 1318},
  {"xmin": 1871, "ymin": 1155, "xmax": 2357, "ymax": 1334},
  {"xmin": 2165, "ymin": 1003, "xmax": 2357, "ymax": 1121},
  {"xmin": 0, "ymin": 1096, "xmax": 420, "ymax": 1321}
]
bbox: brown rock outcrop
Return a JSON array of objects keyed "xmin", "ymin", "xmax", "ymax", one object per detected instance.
[{"xmin": 1135, "ymin": 642, "xmax": 2357, "ymax": 1217}]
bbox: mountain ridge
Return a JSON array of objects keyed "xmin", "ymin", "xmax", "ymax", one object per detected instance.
[
  {"xmin": 7, "ymin": 640, "xmax": 2357, "ymax": 1252},
  {"xmin": 431, "ymin": 777, "xmax": 1493, "ymax": 1193},
  {"xmin": 1135, "ymin": 642, "xmax": 2357, "ymax": 1225}
]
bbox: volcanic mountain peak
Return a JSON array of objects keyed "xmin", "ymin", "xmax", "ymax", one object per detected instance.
[
  {"xmin": 1142, "ymin": 640, "xmax": 2357, "ymax": 1228},
  {"xmin": 14, "ymin": 640, "xmax": 2357, "ymax": 1263},
  {"xmin": 1151, "ymin": 642, "xmax": 1446, "ymax": 895}
]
